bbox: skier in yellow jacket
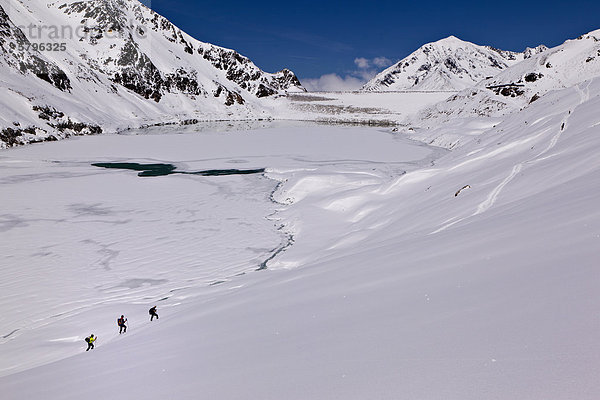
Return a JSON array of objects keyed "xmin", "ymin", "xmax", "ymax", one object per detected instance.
[{"xmin": 85, "ymin": 334, "xmax": 97, "ymax": 351}]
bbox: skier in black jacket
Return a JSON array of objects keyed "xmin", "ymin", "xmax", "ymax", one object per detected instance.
[
  {"xmin": 149, "ymin": 306, "xmax": 159, "ymax": 321},
  {"xmin": 117, "ymin": 315, "xmax": 127, "ymax": 334}
]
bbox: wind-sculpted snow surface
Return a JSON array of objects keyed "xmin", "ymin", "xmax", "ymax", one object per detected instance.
[{"xmin": 1, "ymin": 71, "xmax": 600, "ymax": 399}]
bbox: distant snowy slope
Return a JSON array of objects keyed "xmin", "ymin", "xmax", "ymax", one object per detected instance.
[
  {"xmin": 405, "ymin": 30, "xmax": 600, "ymax": 148},
  {"xmin": 362, "ymin": 35, "xmax": 547, "ymax": 91},
  {"xmin": 484, "ymin": 29, "xmax": 600, "ymax": 100},
  {"xmin": 0, "ymin": 0, "xmax": 304, "ymax": 148}
]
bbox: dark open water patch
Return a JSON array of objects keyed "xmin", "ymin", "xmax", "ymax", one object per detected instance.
[{"xmin": 92, "ymin": 162, "xmax": 265, "ymax": 177}]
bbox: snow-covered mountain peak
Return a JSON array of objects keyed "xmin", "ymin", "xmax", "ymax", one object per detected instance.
[
  {"xmin": 406, "ymin": 28, "xmax": 600, "ymax": 149},
  {"xmin": 362, "ymin": 36, "xmax": 544, "ymax": 92},
  {"xmin": 523, "ymin": 44, "xmax": 549, "ymax": 59},
  {"xmin": 431, "ymin": 35, "xmax": 472, "ymax": 48},
  {"xmin": 0, "ymin": 0, "xmax": 305, "ymax": 147},
  {"xmin": 435, "ymin": 35, "xmax": 460, "ymax": 43}
]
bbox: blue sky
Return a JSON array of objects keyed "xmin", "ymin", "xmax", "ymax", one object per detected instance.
[{"xmin": 147, "ymin": 0, "xmax": 599, "ymax": 89}]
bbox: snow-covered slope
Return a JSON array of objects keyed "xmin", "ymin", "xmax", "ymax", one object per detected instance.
[
  {"xmin": 483, "ymin": 30, "xmax": 600, "ymax": 102},
  {"xmin": 1, "ymin": 69, "xmax": 599, "ymax": 400},
  {"xmin": 362, "ymin": 35, "xmax": 547, "ymax": 91},
  {"xmin": 1, "ymin": 24, "xmax": 600, "ymax": 399},
  {"xmin": 0, "ymin": 0, "xmax": 304, "ymax": 148},
  {"xmin": 405, "ymin": 30, "xmax": 600, "ymax": 148}
]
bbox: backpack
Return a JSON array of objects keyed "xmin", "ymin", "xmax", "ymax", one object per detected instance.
[{"xmin": 85, "ymin": 336, "xmax": 90, "ymax": 343}]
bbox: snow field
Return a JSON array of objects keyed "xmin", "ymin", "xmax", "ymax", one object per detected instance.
[
  {"xmin": 0, "ymin": 126, "xmax": 432, "ymax": 379},
  {"xmin": 0, "ymin": 44, "xmax": 599, "ymax": 400}
]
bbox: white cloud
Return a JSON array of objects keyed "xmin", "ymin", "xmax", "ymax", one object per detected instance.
[
  {"xmin": 354, "ymin": 57, "xmax": 370, "ymax": 69},
  {"xmin": 355, "ymin": 69, "xmax": 377, "ymax": 81},
  {"xmin": 301, "ymin": 56, "xmax": 394, "ymax": 92},
  {"xmin": 301, "ymin": 74, "xmax": 364, "ymax": 92},
  {"xmin": 373, "ymin": 56, "xmax": 392, "ymax": 68}
]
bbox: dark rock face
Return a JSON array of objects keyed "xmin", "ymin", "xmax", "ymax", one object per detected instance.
[
  {"xmin": 487, "ymin": 46, "xmax": 519, "ymax": 61},
  {"xmin": 256, "ymin": 84, "xmax": 276, "ymax": 98},
  {"xmin": 213, "ymin": 83, "xmax": 245, "ymax": 106},
  {"xmin": 0, "ymin": 126, "xmax": 58, "ymax": 147},
  {"xmin": 0, "ymin": 5, "xmax": 71, "ymax": 91},
  {"xmin": 0, "ymin": 103, "xmax": 103, "ymax": 148},
  {"xmin": 51, "ymin": 119, "xmax": 103, "ymax": 135},
  {"xmin": 165, "ymin": 68, "xmax": 206, "ymax": 96},
  {"xmin": 19, "ymin": 58, "xmax": 71, "ymax": 91},
  {"xmin": 444, "ymin": 57, "xmax": 466, "ymax": 74},
  {"xmin": 499, "ymin": 86, "xmax": 524, "ymax": 97},
  {"xmin": 269, "ymin": 69, "xmax": 303, "ymax": 91},
  {"xmin": 487, "ymin": 55, "xmax": 504, "ymax": 69},
  {"xmin": 40, "ymin": 104, "xmax": 103, "ymax": 141},
  {"xmin": 417, "ymin": 64, "xmax": 431, "ymax": 72},
  {"xmin": 199, "ymin": 46, "xmax": 302, "ymax": 97},
  {"xmin": 114, "ymin": 38, "xmax": 164, "ymax": 102},
  {"xmin": 1, "ymin": 124, "xmax": 53, "ymax": 147},
  {"xmin": 487, "ymin": 84, "xmax": 525, "ymax": 97},
  {"xmin": 523, "ymin": 45, "xmax": 549, "ymax": 59},
  {"xmin": 0, "ymin": 127, "xmax": 25, "ymax": 147},
  {"xmin": 524, "ymin": 72, "xmax": 543, "ymax": 82},
  {"xmin": 33, "ymin": 105, "xmax": 65, "ymax": 121},
  {"xmin": 60, "ymin": 0, "xmax": 128, "ymax": 31}
]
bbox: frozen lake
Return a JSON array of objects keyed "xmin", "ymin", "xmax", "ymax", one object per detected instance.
[{"xmin": 0, "ymin": 124, "xmax": 439, "ymax": 375}]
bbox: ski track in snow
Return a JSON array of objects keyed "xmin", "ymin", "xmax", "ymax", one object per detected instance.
[
  {"xmin": 431, "ymin": 158, "xmax": 526, "ymax": 235},
  {"xmin": 475, "ymin": 163, "xmax": 523, "ymax": 215},
  {"xmin": 431, "ymin": 79, "xmax": 598, "ymax": 235}
]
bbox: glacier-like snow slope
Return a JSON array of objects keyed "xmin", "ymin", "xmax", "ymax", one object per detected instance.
[
  {"xmin": 363, "ymin": 35, "xmax": 547, "ymax": 92},
  {"xmin": 0, "ymin": 0, "xmax": 303, "ymax": 147},
  {"xmin": 1, "ymin": 74, "xmax": 599, "ymax": 399}
]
